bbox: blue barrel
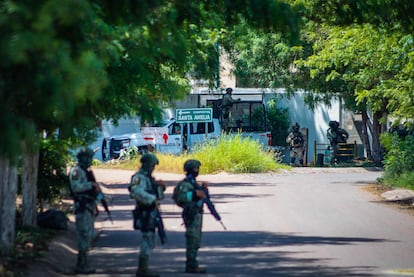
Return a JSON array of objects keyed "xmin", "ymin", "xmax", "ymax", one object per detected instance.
[{"xmin": 316, "ymin": 153, "xmax": 324, "ymax": 167}]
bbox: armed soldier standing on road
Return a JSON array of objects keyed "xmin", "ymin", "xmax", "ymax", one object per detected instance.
[
  {"xmin": 220, "ymin": 87, "xmax": 240, "ymax": 133},
  {"xmin": 327, "ymin": 120, "xmax": 349, "ymax": 163},
  {"xmin": 129, "ymin": 153, "xmax": 166, "ymax": 277},
  {"xmin": 173, "ymin": 159, "xmax": 208, "ymax": 274},
  {"xmin": 286, "ymin": 123, "xmax": 306, "ymax": 166},
  {"xmin": 68, "ymin": 147, "xmax": 101, "ymax": 274}
]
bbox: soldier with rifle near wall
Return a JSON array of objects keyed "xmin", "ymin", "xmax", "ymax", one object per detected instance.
[
  {"xmin": 327, "ymin": 120, "xmax": 349, "ymax": 163},
  {"xmin": 129, "ymin": 153, "xmax": 166, "ymax": 277},
  {"xmin": 173, "ymin": 159, "xmax": 226, "ymax": 274}
]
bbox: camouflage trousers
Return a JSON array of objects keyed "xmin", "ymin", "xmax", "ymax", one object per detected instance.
[
  {"xmin": 185, "ymin": 212, "xmax": 203, "ymax": 268},
  {"xmin": 75, "ymin": 210, "xmax": 95, "ymax": 252},
  {"xmin": 139, "ymin": 231, "xmax": 155, "ymax": 259},
  {"xmin": 330, "ymin": 144, "xmax": 339, "ymax": 163},
  {"xmin": 290, "ymin": 147, "xmax": 304, "ymax": 165}
]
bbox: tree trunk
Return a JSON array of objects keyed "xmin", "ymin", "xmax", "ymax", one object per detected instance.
[
  {"xmin": 365, "ymin": 111, "xmax": 385, "ymax": 165},
  {"xmin": 361, "ymin": 111, "xmax": 372, "ymax": 160},
  {"xmin": 21, "ymin": 141, "xmax": 40, "ymax": 227},
  {"xmin": 0, "ymin": 156, "xmax": 18, "ymax": 255}
]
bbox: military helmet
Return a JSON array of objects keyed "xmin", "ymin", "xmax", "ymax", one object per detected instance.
[
  {"xmin": 76, "ymin": 147, "xmax": 94, "ymax": 160},
  {"xmin": 140, "ymin": 153, "xmax": 159, "ymax": 166},
  {"xmin": 76, "ymin": 147, "xmax": 94, "ymax": 167},
  {"xmin": 183, "ymin": 159, "xmax": 201, "ymax": 172},
  {"xmin": 292, "ymin": 122, "xmax": 300, "ymax": 132},
  {"xmin": 329, "ymin": 120, "xmax": 339, "ymax": 129}
]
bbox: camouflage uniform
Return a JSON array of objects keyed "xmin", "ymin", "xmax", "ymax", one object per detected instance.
[
  {"xmin": 220, "ymin": 88, "xmax": 237, "ymax": 132},
  {"xmin": 174, "ymin": 159, "xmax": 206, "ymax": 273},
  {"xmin": 327, "ymin": 121, "xmax": 349, "ymax": 163},
  {"xmin": 68, "ymin": 148, "xmax": 97, "ymax": 274},
  {"xmin": 129, "ymin": 153, "xmax": 164, "ymax": 277},
  {"xmin": 286, "ymin": 123, "xmax": 306, "ymax": 166}
]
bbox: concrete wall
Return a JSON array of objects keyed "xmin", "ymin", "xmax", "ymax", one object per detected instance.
[{"xmin": 268, "ymin": 91, "xmax": 341, "ymax": 164}]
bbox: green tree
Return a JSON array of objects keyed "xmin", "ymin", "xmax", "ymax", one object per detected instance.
[
  {"xmin": 0, "ymin": 0, "xmax": 108, "ymax": 254},
  {"xmin": 1, "ymin": 0, "xmax": 302, "ymax": 256},
  {"xmin": 295, "ymin": 24, "xmax": 412, "ymax": 164},
  {"xmin": 303, "ymin": 0, "xmax": 414, "ymax": 32}
]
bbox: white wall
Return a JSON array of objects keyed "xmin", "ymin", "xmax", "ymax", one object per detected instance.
[{"xmin": 267, "ymin": 91, "xmax": 341, "ymax": 164}]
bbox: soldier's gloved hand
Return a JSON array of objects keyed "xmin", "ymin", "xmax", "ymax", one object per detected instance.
[
  {"xmin": 195, "ymin": 189, "xmax": 206, "ymax": 199},
  {"xmin": 157, "ymin": 180, "xmax": 166, "ymax": 191},
  {"xmin": 92, "ymin": 182, "xmax": 102, "ymax": 193},
  {"xmin": 201, "ymin": 182, "xmax": 208, "ymax": 189}
]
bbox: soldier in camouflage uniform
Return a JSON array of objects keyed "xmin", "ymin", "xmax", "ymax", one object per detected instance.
[
  {"xmin": 68, "ymin": 147, "xmax": 100, "ymax": 274},
  {"xmin": 220, "ymin": 88, "xmax": 240, "ymax": 133},
  {"xmin": 286, "ymin": 123, "xmax": 306, "ymax": 166},
  {"xmin": 327, "ymin": 120, "xmax": 349, "ymax": 163},
  {"xmin": 129, "ymin": 153, "xmax": 165, "ymax": 277},
  {"xmin": 173, "ymin": 159, "xmax": 207, "ymax": 274}
]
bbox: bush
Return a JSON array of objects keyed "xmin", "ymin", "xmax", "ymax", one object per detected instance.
[
  {"xmin": 98, "ymin": 134, "xmax": 288, "ymax": 174},
  {"xmin": 265, "ymin": 99, "xmax": 290, "ymax": 146},
  {"xmin": 191, "ymin": 133, "xmax": 281, "ymax": 174},
  {"xmin": 37, "ymin": 139, "xmax": 71, "ymax": 208},
  {"xmin": 380, "ymin": 133, "xmax": 414, "ymax": 189}
]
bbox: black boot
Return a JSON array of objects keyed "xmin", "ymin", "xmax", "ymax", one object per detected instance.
[
  {"xmin": 75, "ymin": 251, "xmax": 96, "ymax": 274},
  {"xmin": 136, "ymin": 257, "xmax": 159, "ymax": 277},
  {"xmin": 186, "ymin": 259, "xmax": 206, "ymax": 274},
  {"xmin": 186, "ymin": 266, "xmax": 206, "ymax": 274}
]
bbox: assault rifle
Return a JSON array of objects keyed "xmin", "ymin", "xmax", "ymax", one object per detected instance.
[
  {"xmin": 151, "ymin": 177, "xmax": 168, "ymax": 245},
  {"xmin": 86, "ymin": 170, "xmax": 113, "ymax": 223},
  {"xmin": 194, "ymin": 180, "xmax": 227, "ymax": 230},
  {"xmin": 154, "ymin": 207, "xmax": 168, "ymax": 244}
]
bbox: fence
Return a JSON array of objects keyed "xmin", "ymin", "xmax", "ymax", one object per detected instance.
[{"xmin": 313, "ymin": 140, "xmax": 357, "ymax": 166}]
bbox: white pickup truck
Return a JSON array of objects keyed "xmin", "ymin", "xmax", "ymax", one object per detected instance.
[{"xmin": 102, "ymin": 118, "xmax": 221, "ymax": 159}]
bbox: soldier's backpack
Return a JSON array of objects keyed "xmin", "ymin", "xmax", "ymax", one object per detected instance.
[{"xmin": 172, "ymin": 181, "xmax": 186, "ymax": 207}]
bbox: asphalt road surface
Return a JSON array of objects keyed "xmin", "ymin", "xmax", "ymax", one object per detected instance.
[{"xmin": 82, "ymin": 168, "xmax": 413, "ymax": 277}]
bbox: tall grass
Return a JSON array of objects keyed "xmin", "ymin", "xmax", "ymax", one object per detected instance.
[
  {"xmin": 191, "ymin": 133, "xmax": 283, "ymax": 174},
  {"xmin": 95, "ymin": 134, "xmax": 287, "ymax": 174}
]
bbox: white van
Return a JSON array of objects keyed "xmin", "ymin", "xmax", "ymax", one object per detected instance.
[
  {"xmin": 102, "ymin": 118, "xmax": 221, "ymax": 158},
  {"xmin": 151, "ymin": 118, "xmax": 221, "ymax": 154}
]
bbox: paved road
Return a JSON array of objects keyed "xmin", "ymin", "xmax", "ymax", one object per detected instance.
[{"xmin": 83, "ymin": 168, "xmax": 414, "ymax": 277}]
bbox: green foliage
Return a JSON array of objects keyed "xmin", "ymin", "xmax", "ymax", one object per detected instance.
[
  {"xmin": 294, "ymin": 23, "xmax": 413, "ymax": 165},
  {"xmin": 380, "ymin": 133, "xmax": 414, "ymax": 190},
  {"xmin": 303, "ymin": 0, "xmax": 414, "ymax": 32},
  {"xmin": 266, "ymin": 99, "xmax": 290, "ymax": 146},
  {"xmin": 248, "ymin": 99, "xmax": 290, "ymax": 146},
  {"xmin": 225, "ymin": 23, "xmax": 302, "ymax": 90},
  {"xmin": 296, "ymin": 8, "xmax": 414, "ymax": 121},
  {"xmin": 37, "ymin": 139, "xmax": 71, "ymax": 205},
  {"xmin": 0, "ymin": 0, "xmax": 108, "ymax": 159}
]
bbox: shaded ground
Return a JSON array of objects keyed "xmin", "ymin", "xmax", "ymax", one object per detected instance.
[{"xmin": 25, "ymin": 167, "xmax": 413, "ymax": 276}]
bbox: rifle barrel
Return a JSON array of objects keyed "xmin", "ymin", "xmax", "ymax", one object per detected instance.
[{"xmin": 199, "ymin": 185, "xmax": 226, "ymax": 230}]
